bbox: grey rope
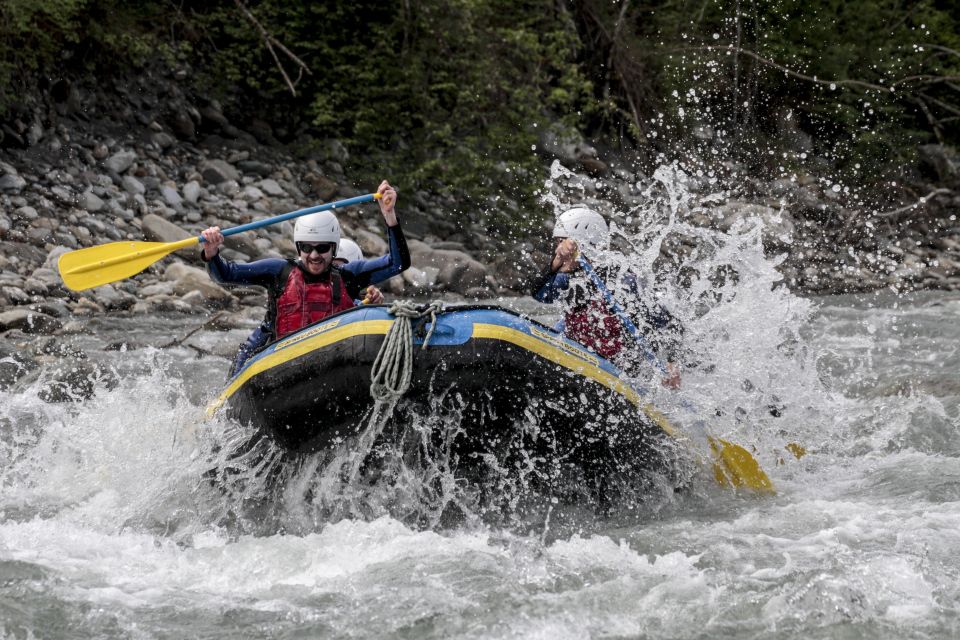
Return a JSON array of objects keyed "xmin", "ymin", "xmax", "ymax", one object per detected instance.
[
  {"xmin": 341, "ymin": 300, "xmax": 444, "ymax": 489},
  {"xmin": 368, "ymin": 300, "xmax": 444, "ymax": 404}
]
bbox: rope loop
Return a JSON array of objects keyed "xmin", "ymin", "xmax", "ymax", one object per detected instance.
[{"xmin": 368, "ymin": 300, "xmax": 444, "ymax": 404}]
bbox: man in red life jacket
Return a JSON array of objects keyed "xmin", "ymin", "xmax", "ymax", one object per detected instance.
[
  {"xmin": 200, "ymin": 180, "xmax": 410, "ymax": 375},
  {"xmin": 528, "ymin": 206, "xmax": 682, "ymax": 388}
]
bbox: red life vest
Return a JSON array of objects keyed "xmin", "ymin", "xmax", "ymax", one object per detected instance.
[
  {"xmin": 564, "ymin": 299, "xmax": 624, "ymax": 360},
  {"xmin": 274, "ymin": 266, "xmax": 354, "ymax": 339}
]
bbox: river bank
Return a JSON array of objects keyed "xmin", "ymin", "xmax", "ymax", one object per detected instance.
[{"xmin": 1, "ymin": 67, "xmax": 959, "ymax": 360}]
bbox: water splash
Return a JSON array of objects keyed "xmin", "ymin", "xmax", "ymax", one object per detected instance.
[{"xmin": 544, "ymin": 161, "xmax": 843, "ymax": 476}]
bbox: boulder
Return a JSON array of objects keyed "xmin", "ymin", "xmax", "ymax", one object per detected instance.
[
  {"xmin": 201, "ymin": 159, "xmax": 240, "ymax": 185},
  {"xmin": 17, "ymin": 360, "xmax": 118, "ymax": 403},
  {"xmin": 122, "ymin": 175, "xmax": 145, "ymax": 195},
  {"xmin": 183, "ymin": 180, "xmax": 202, "ymax": 203},
  {"xmin": 91, "ymin": 284, "xmax": 137, "ymax": 311},
  {"xmin": 164, "ymin": 262, "xmax": 234, "ymax": 308},
  {"xmin": 104, "ymin": 150, "xmax": 137, "ymax": 174},
  {"xmin": 160, "ymin": 185, "xmax": 183, "ymax": 208},
  {"xmin": 305, "ymin": 173, "xmax": 338, "ymax": 201},
  {"xmin": 492, "ymin": 249, "xmax": 541, "ymax": 291},
  {"xmin": 351, "ymin": 227, "xmax": 388, "ymax": 257},
  {"xmin": 80, "ymin": 190, "xmax": 105, "ymax": 212},
  {"xmin": 258, "ymin": 178, "xmax": 286, "ymax": 197},
  {"xmin": 140, "ymin": 213, "xmax": 191, "ymax": 243},
  {"xmin": 224, "ymin": 233, "xmax": 262, "ymax": 260},
  {"xmin": 0, "ymin": 309, "xmax": 62, "ymax": 335},
  {"xmin": 0, "ymin": 341, "xmax": 38, "ymax": 389},
  {"xmin": 411, "ymin": 246, "xmax": 488, "ymax": 294},
  {"xmin": 0, "ymin": 173, "xmax": 26, "ymax": 193}
]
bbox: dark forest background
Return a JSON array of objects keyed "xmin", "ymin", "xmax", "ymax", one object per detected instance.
[{"xmin": 2, "ymin": 0, "xmax": 959, "ymax": 218}]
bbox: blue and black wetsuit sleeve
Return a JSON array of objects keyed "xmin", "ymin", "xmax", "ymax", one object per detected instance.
[
  {"xmin": 340, "ymin": 224, "xmax": 410, "ymax": 298},
  {"xmin": 527, "ymin": 266, "xmax": 571, "ymax": 303},
  {"xmin": 202, "ymin": 252, "xmax": 290, "ymax": 288}
]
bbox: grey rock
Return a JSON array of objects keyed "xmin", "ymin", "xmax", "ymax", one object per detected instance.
[
  {"xmin": 42, "ymin": 246, "xmax": 73, "ymax": 270},
  {"xmin": 26, "ymin": 227, "xmax": 54, "ymax": 245},
  {"xmin": 1, "ymin": 286, "xmax": 28, "ymax": 306},
  {"xmin": 14, "ymin": 206, "xmax": 38, "ymax": 222},
  {"xmin": 410, "ymin": 244, "xmax": 489, "ymax": 294},
  {"xmin": 164, "ymin": 262, "xmax": 234, "ymax": 308},
  {"xmin": 29, "ymin": 301, "xmax": 71, "ymax": 317},
  {"xmin": 141, "ymin": 176, "xmax": 161, "ymax": 192},
  {"xmin": 0, "ymin": 309, "xmax": 61, "ymax": 334},
  {"xmin": 0, "ymin": 174, "xmax": 26, "ymax": 192},
  {"xmin": 104, "ymin": 150, "xmax": 137, "ymax": 174},
  {"xmin": 169, "ymin": 110, "xmax": 196, "ymax": 140},
  {"xmin": 22, "ymin": 278, "xmax": 49, "ymax": 295},
  {"xmin": 160, "ymin": 185, "xmax": 183, "ymax": 208},
  {"xmin": 122, "ymin": 175, "xmax": 145, "ymax": 195},
  {"xmin": 201, "ymin": 159, "xmax": 240, "ymax": 184},
  {"xmin": 92, "ymin": 284, "xmax": 137, "ymax": 310},
  {"xmin": 80, "ymin": 190, "xmax": 105, "ymax": 212},
  {"xmin": 182, "ymin": 180, "xmax": 201, "ymax": 203},
  {"xmin": 140, "ymin": 214, "xmax": 192, "ymax": 244},
  {"xmin": 50, "ymin": 186, "xmax": 75, "ymax": 206},
  {"xmin": 151, "ymin": 131, "xmax": 176, "ymax": 150},
  {"xmin": 242, "ymin": 185, "xmax": 265, "ymax": 201},
  {"xmin": 237, "ymin": 160, "xmax": 273, "ymax": 177},
  {"xmin": 258, "ymin": 178, "xmax": 286, "ymax": 197},
  {"xmin": 0, "ymin": 341, "xmax": 38, "ymax": 389},
  {"xmin": 217, "ymin": 180, "xmax": 240, "ymax": 197},
  {"xmin": 28, "ymin": 360, "xmax": 117, "ymax": 403}
]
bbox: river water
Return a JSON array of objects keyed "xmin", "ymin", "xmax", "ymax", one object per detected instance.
[{"xmin": 1, "ymin": 287, "xmax": 957, "ymax": 639}]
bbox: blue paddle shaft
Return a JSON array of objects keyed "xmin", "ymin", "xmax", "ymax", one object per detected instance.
[
  {"xmin": 577, "ymin": 256, "xmax": 667, "ymax": 375},
  {"xmin": 196, "ymin": 193, "xmax": 378, "ymax": 242}
]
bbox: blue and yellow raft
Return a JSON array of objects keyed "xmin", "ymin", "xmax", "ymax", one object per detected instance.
[{"xmin": 207, "ymin": 304, "xmax": 682, "ymax": 480}]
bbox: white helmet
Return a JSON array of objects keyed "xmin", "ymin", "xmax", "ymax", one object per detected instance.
[
  {"xmin": 336, "ymin": 238, "xmax": 364, "ymax": 264},
  {"xmin": 553, "ymin": 206, "xmax": 609, "ymax": 250},
  {"xmin": 294, "ymin": 211, "xmax": 341, "ymax": 252}
]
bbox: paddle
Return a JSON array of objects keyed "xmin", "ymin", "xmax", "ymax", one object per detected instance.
[
  {"xmin": 577, "ymin": 256, "xmax": 775, "ymax": 494},
  {"xmin": 58, "ymin": 193, "xmax": 382, "ymax": 291}
]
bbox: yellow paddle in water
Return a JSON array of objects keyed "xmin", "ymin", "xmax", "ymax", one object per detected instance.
[
  {"xmin": 577, "ymin": 256, "xmax": 775, "ymax": 494},
  {"xmin": 58, "ymin": 193, "xmax": 381, "ymax": 291}
]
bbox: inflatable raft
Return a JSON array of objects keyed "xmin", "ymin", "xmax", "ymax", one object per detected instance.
[{"xmin": 207, "ymin": 304, "xmax": 682, "ymax": 481}]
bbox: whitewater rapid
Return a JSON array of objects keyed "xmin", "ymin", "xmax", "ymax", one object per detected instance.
[{"xmin": 1, "ymin": 290, "xmax": 958, "ymax": 638}]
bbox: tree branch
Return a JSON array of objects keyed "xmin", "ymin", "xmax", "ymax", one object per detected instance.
[
  {"xmin": 234, "ymin": 0, "xmax": 312, "ymax": 97},
  {"xmin": 677, "ymin": 45, "xmax": 889, "ymax": 93},
  {"xmin": 875, "ymin": 188, "xmax": 952, "ymax": 219}
]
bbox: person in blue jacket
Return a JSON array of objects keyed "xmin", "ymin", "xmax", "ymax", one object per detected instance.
[
  {"xmin": 528, "ymin": 206, "xmax": 683, "ymax": 387},
  {"xmin": 199, "ymin": 180, "xmax": 410, "ymax": 376}
]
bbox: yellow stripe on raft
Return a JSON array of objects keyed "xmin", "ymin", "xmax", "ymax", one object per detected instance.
[
  {"xmin": 205, "ymin": 319, "xmax": 394, "ymax": 416},
  {"xmin": 205, "ymin": 317, "xmax": 678, "ymax": 439},
  {"xmin": 472, "ymin": 323, "xmax": 677, "ymax": 438}
]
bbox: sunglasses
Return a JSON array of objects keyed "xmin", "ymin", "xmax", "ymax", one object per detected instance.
[{"xmin": 297, "ymin": 242, "xmax": 335, "ymax": 255}]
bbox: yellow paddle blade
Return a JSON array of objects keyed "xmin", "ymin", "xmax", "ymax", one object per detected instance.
[
  {"xmin": 709, "ymin": 437, "xmax": 776, "ymax": 494},
  {"xmin": 58, "ymin": 237, "xmax": 199, "ymax": 291}
]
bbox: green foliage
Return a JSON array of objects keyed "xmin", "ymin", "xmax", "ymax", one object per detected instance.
[
  {"xmin": 187, "ymin": 0, "xmax": 591, "ymax": 234},
  {"xmin": 597, "ymin": 0, "xmax": 960, "ymax": 180},
  {"xmin": 0, "ymin": 0, "xmax": 170, "ymax": 108},
  {"xmin": 4, "ymin": 0, "xmax": 960, "ymax": 214}
]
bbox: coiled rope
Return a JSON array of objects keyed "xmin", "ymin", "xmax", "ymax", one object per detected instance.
[
  {"xmin": 369, "ymin": 300, "xmax": 444, "ymax": 404},
  {"xmin": 339, "ymin": 300, "xmax": 445, "ymax": 490}
]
